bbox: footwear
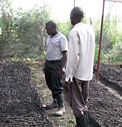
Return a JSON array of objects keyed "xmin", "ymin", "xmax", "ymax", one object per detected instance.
[
  {"xmin": 46, "ymin": 100, "xmax": 58, "ymax": 109},
  {"xmin": 55, "ymin": 93, "xmax": 65, "ymax": 116},
  {"xmin": 55, "ymin": 107, "xmax": 65, "ymax": 116},
  {"xmin": 56, "ymin": 93, "xmax": 64, "ymax": 108},
  {"xmin": 76, "ymin": 112, "xmax": 89, "ymax": 127},
  {"xmin": 76, "ymin": 116, "xmax": 85, "ymax": 127}
]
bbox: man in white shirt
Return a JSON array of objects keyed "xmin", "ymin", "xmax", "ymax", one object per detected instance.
[
  {"xmin": 0, "ymin": 27, "xmax": 2, "ymax": 35},
  {"xmin": 65, "ymin": 7, "xmax": 95, "ymax": 127}
]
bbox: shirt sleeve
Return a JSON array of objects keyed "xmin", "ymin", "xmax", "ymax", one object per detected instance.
[
  {"xmin": 65, "ymin": 31, "xmax": 80, "ymax": 82},
  {"xmin": 60, "ymin": 35, "xmax": 68, "ymax": 51}
]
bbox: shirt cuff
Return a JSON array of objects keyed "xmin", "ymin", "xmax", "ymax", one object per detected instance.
[{"xmin": 65, "ymin": 77, "xmax": 73, "ymax": 82}]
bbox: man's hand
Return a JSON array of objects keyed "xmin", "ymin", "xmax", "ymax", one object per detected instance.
[
  {"xmin": 61, "ymin": 67, "xmax": 66, "ymax": 75},
  {"xmin": 64, "ymin": 81, "xmax": 71, "ymax": 91}
]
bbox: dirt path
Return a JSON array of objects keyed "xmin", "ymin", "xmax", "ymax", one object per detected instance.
[{"xmin": 30, "ymin": 65, "xmax": 76, "ymax": 127}]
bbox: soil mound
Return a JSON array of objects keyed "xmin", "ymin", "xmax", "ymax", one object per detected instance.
[
  {"xmin": 94, "ymin": 63, "xmax": 122, "ymax": 95},
  {"xmin": 0, "ymin": 62, "xmax": 52, "ymax": 127},
  {"xmin": 88, "ymin": 79, "xmax": 122, "ymax": 127}
]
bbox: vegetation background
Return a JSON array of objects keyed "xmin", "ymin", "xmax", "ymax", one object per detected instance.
[{"xmin": 0, "ymin": 0, "xmax": 122, "ymax": 64}]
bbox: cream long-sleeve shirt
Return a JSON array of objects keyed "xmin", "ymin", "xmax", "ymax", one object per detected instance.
[{"xmin": 65, "ymin": 22, "xmax": 95, "ymax": 82}]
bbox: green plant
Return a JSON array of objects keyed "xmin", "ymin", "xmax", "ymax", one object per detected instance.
[
  {"xmin": 42, "ymin": 93, "xmax": 48, "ymax": 99},
  {"xmin": 94, "ymin": 16, "xmax": 122, "ymax": 63},
  {"xmin": 0, "ymin": 1, "xmax": 50, "ymax": 57},
  {"xmin": 68, "ymin": 119, "xmax": 76, "ymax": 124}
]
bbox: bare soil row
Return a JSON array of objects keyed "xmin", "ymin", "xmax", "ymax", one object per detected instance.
[
  {"xmin": 88, "ymin": 63, "xmax": 122, "ymax": 127},
  {"xmin": 0, "ymin": 62, "xmax": 121, "ymax": 127}
]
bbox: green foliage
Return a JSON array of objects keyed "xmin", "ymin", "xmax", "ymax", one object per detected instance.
[
  {"xmin": 53, "ymin": 20, "xmax": 72, "ymax": 38},
  {"xmin": 40, "ymin": 51, "xmax": 46, "ymax": 62},
  {"xmin": 94, "ymin": 44, "xmax": 105, "ymax": 63},
  {"xmin": 0, "ymin": 0, "xmax": 121, "ymax": 64},
  {"xmin": 9, "ymin": 53, "xmax": 34, "ymax": 62},
  {"xmin": 68, "ymin": 119, "xmax": 76, "ymax": 124},
  {"xmin": 0, "ymin": 0, "xmax": 50, "ymax": 58},
  {"xmin": 94, "ymin": 16, "xmax": 122, "ymax": 63}
]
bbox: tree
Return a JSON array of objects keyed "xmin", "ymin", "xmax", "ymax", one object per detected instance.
[{"xmin": 0, "ymin": 1, "xmax": 50, "ymax": 57}]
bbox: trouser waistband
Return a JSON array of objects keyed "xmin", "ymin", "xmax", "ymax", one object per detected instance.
[{"xmin": 46, "ymin": 59, "xmax": 61, "ymax": 63}]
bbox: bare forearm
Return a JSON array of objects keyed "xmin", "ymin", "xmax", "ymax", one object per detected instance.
[{"xmin": 62, "ymin": 51, "xmax": 67, "ymax": 68}]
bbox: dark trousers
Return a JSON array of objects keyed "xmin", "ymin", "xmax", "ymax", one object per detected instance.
[
  {"xmin": 45, "ymin": 60, "xmax": 64, "ymax": 100},
  {"xmin": 70, "ymin": 78, "xmax": 90, "ymax": 117}
]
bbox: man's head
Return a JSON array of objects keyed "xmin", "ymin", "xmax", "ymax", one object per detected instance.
[
  {"xmin": 46, "ymin": 21, "xmax": 57, "ymax": 36},
  {"xmin": 70, "ymin": 7, "xmax": 84, "ymax": 25}
]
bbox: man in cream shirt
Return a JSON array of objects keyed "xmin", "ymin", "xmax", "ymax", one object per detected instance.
[
  {"xmin": 0, "ymin": 27, "xmax": 2, "ymax": 35},
  {"xmin": 65, "ymin": 7, "xmax": 95, "ymax": 127}
]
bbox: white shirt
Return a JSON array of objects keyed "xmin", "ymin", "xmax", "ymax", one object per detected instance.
[
  {"xmin": 0, "ymin": 27, "xmax": 2, "ymax": 35},
  {"xmin": 46, "ymin": 32, "xmax": 68, "ymax": 61},
  {"xmin": 65, "ymin": 22, "xmax": 95, "ymax": 82}
]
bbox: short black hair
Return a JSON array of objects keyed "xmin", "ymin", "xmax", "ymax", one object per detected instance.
[
  {"xmin": 46, "ymin": 21, "xmax": 57, "ymax": 28},
  {"xmin": 70, "ymin": 7, "xmax": 84, "ymax": 20}
]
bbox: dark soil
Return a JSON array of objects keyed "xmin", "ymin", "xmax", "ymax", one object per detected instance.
[
  {"xmin": 88, "ymin": 78, "xmax": 122, "ymax": 127},
  {"xmin": 0, "ymin": 62, "xmax": 121, "ymax": 127},
  {"xmin": 90, "ymin": 63, "xmax": 122, "ymax": 127},
  {"xmin": 94, "ymin": 63, "xmax": 122, "ymax": 96},
  {"xmin": 0, "ymin": 62, "xmax": 52, "ymax": 127}
]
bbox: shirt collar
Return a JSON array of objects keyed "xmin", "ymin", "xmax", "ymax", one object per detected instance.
[
  {"xmin": 54, "ymin": 32, "xmax": 60, "ymax": 37},
  {"xmin": 74, "ymin": 22, "xmax": 83, "ymax": 28},
  {"xmin": 49, "ymin": 32, "xmax": 60, "ymax": 38}
]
